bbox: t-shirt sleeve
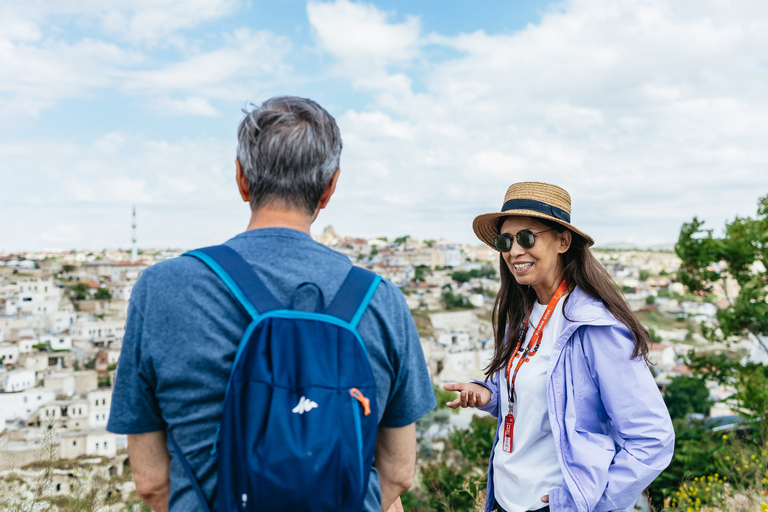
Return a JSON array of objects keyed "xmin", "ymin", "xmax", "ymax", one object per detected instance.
[
  {"xmin": 379, "ymin": 286, "xmax": 436, "ymax": 428},
  {"xmin": 106, "ymin": 275, "xmax": 166, "ymax": 434}
]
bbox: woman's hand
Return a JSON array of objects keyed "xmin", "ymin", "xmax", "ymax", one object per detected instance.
[{"xmin": 442, "ymin": 383, "xmax": 491, "ymax": 409}]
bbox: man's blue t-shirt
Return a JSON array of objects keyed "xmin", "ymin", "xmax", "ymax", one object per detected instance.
[{"xmin": 107, "ymin": 228, "xmax": 436, "ymax": 511}]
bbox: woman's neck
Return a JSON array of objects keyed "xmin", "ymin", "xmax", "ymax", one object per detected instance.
[{"xmin": 533, "ymin": 270, "xmax": 566, "ymax": 305}]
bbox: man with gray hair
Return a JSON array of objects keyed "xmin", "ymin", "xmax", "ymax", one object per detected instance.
[{"xmin": 107, "ymin": 96, "xmax": 435, "ymax": 511}]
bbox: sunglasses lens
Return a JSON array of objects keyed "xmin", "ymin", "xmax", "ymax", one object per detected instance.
[
  {"xmin": 493, "ymin": 234, "xmax": 512, "ymax": 252},
  {"xmin": 516, "ymin": 230, "xmax": 536, "ymax": 249}
]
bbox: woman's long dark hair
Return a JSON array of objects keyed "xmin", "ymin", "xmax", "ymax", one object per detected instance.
[{"xmin": 484, "ymin": 217, "xmax": 651, "ymax": 379}]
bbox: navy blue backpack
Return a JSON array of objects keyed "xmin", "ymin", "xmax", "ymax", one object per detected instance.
[{"xmin": 168, "ymin": 245, "xmax": 381, "ymax": 511}]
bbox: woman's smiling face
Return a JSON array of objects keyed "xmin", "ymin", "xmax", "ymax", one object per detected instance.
[{"xmin": 499, "ymin": 216, "xmax": 572, "ymax": 304}]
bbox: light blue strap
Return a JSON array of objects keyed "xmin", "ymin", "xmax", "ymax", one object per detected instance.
[
  {"xmin": 185, "ymin": 249, "xmax": 260, "ymax": 319},
  {"xmin": 349, "ymin": 275, "xmax": 382, "ymax": 329}
]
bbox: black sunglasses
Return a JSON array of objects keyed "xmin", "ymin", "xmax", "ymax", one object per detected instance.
[{"xmin": 493, "ymin": 229, "xmax": 556, "ymax": 252}]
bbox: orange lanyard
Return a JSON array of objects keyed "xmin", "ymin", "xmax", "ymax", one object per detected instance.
[{"xmin": 504, "ymin": 278, "xmax": 567, "ymax": 413}]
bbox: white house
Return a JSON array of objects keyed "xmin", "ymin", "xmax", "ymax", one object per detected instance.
[
  {"xmin": 73, "ymin": 370, "xmax": 99, "ymax": 394},
  {"xmin": 44, "ymin": 372, "xmax": 76, "ymax": 396},
  {"xmin": 748, "ymin": 335, "xmax": 768, "ymax": 365},
  {"xmin": 88, "ymin": 388, "xmax": 112, "ymax": 428},
  {"xmin": 437, "ymin": 332, "xmax": 471, "ymax": 349},
  {"xmin": 2, "ymin": 369, "xmax": 36, "ymax": 392},
  {"xmin": 17, "ymin": 338, "xmax": 35, "ymax": 353},
  {"xmin": 0, "ymin": 342, "xmax": 20, "ymax": 365},
  {"xmin": 442, "ymin": 248, "xmax": 462, "ymax": 268},
  {"xmin": 648, "ymin": 343, "xmax": 677, "ymax": 370},
  {"xmin": 49, "ymin": 311, "xmax": 77, "ymax": 333},
  {"xmin": 107, "ymin": 281, "xmax": 135, "ymax": 301},
  {"xmin": 39, "ymin": 401, "xmax": 66, "ymax": 423},
  {"xmin": 60, "ymin": 430, "xmax": 117, "ymax": 459},
  {"xmin": 67, "ymin": 398, "xmax": 89, "ymax": 420},
  {"xmin": 21, "ymin": 353, "xmax": 51, "ymax": 372},
  {"xmin": 70, "ymin": 320, "xmax": 125, "ymax": 343},
  {"xmin": 16, "ymin": 278, "xmax": 62, "ymax": 316},
  {"xmin": 3, "ymin": 297, "xmax": 18, "ymax": 315},
  {"xmin": 39, "ymin": 334, "xmax": 73, "ymax": 351},
  {"xmin": 0, "ymin": 388, "xmax": 56, "ymax": 424},
  {"xmin": 429, "ymin": 310, "xmax": 477, "ymax": 330}
]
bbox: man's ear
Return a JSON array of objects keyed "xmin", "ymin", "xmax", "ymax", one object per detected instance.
[
  {"xmin": 236, "ymin": 159, "xmax": 250, "ymax": 203},
  {"xmin": 558, "ymin": 230, "xmax": 572, "ymax": 254},
  {"xmin": 317, "ymin": 168, "xmax": 340, "ymax": 211},
  {"xmin": 310, "ymin": 169, "xmax": 340, "ymax": 224}
]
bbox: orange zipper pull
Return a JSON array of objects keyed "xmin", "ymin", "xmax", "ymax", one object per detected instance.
[{"xmin": 349, "ymin": 388, "xmax": 371, "ymax": 416}]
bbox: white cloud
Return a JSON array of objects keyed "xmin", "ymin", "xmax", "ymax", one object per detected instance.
[
  {"xmin": 151, "ymin": 96, "xmax": 221, "ymax": 117},
  {"xmin": 312, "ymin": 0, "xmax": 768, "ymax": 246},
  {"xmin": 0, "ymin": 38, "xmax": 144, "ymax": 118},
  {"xmin": 4, "ymin": 0, "xmax": 240, "ymax": 45},
  {"xmin": 4, "ymin": 0, "xmax": 768, "ymax": 250},
  {"xmin": 0, "ymin": 134, "xmax": 235, "ymax": 207},
  {"xmin": 0, "ymin": 26, "xmax": 290, "ymax": 121},
  {"xmin": 0, "ymin": 133, "xmax": 248, "ymax": 250},
  {"xmin": 123, "ymin": 29, "xmax": 291, "ymax": 100},
  {"xmin": 307, "ymin": 0, "xmax": 421, "ymax": 73},
  {"xmin": 40, "ymin": 224, "xmax": 83, "ymax": 245}
]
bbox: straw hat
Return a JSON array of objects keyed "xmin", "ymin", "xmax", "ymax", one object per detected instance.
[{"xmin": 473, "ymin": 181, "xmax": 594, "ymax": 248}]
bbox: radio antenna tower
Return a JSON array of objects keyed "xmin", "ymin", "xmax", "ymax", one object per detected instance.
[{"xmin": 131, "ymin": 205, "xmax": 137, "ymax": 263}]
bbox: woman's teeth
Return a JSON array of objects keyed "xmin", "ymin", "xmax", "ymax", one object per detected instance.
[{"xmin": 514, "ymin": 262, "xmax": 533, "ymax": 271}]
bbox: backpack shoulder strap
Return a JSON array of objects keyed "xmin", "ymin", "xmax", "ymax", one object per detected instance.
[
  {"xmin": 184, "ymin": 245, "xmax": 282, "ymax": 318},
  {"xmin": 167, "ymin": 429, "xmax": 212, "ymax": 512},
  {"xmin": 324, "ymin": 266, "xmax": 382, "ymax": 328}
]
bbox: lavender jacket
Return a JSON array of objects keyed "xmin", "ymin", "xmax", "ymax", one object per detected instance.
[{"xmin": 475, "ymin": 286, "xmax": 674, "ymax": 512}]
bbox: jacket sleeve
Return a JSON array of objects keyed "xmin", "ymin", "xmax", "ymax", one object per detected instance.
[
  {"xmin": 472, "ymin": 370, "xmax": 500, "ymax": 418},
  {"xmin": 581, "ymin": 325, "xmax": 675, "ymax": 511}
]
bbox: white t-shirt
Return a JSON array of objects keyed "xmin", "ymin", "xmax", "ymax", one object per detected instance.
[{"xmin": 493, "ymin": 295, "xmax": 566, "ymax": 512}]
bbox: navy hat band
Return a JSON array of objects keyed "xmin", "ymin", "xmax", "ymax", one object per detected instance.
[{"xmin": 501, "ymin": 198, "xmax": 571, "ymax": 223}]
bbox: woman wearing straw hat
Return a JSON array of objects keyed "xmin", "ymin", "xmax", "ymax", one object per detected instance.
[{"xmin": 443, "ymin": 182, "xmax": 674, "ymax": 512}]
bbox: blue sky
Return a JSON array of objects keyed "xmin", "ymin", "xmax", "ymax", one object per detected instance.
[{"xmin": 2, "ymin": 0, "xmax": 768, "ymax": 251}]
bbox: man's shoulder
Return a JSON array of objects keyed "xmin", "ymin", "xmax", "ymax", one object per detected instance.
[
  {"xmin": 129, "ymin": 254, "xmax": 212, "ymax": 309},
  {"xmin": 137, "ymin": 254, "xmax": 207, "ymax": 286},
  {"xmin": 370, "ymin": 277, "xmax": 407, "ymax": 309}
]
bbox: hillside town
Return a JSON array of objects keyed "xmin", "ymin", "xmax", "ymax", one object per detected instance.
[{"xmin": 1, "ymin": 226, "xmax": 766, "ymax": 507}]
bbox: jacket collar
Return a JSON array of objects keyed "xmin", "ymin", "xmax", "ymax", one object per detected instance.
[{"xmin": 550, "ymin": 285, "xmax": 622, "ymax": 366}]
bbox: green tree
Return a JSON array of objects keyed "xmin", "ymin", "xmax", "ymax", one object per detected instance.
[
  {"xmin": 68, "ymin": 283, "xmax": 90, "ymax": 300},
  {"xmin": 663, "ymin": 376, "xmax": 712, "ymax": 420},
  {"xmin": 650, "ymin": 197, "xmax": 768, "ymax": 505},
  {"xmin": 732, "ymin": 362, "xmax": 768, "ymax": 423},
  {"xmin": 685, "ymin": 350, "xmax": 741, "ymax": 386},
  {"xmin": 675, "ymin": 194, "xmax": 768, "ymax": 352},
  {"xmin": 639, "ymin": 269, "xmax": 651, "ymax": 281},
  {"xmin": 647, "ymin": 417, "xmax": 721, "ymax": 507},
  {"xmin": 394, "ymin": 235, "xmax": 410, "ymax": 244},
  {"xmin": 450, "ymin": 270, "xmax": 472, "ymax": 284},
  {"xmin": 418, "ymin": 415, "xmax": 496, "ymax": 512},
  {"xmin": 645, "ymin": 295, "xmax": 656, "ymax": 306},
  {"xmin": 440, "ymin": 291, "xmax": 474, "ymax": 310},
  {"xmin": 94, "ymin": 288, "xmax": 112, "ymax": 300}
]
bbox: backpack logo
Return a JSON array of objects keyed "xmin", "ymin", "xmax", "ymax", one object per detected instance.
[{"xmin": 292, "ymin": 396, "xmax": 318, "ymax": 414}]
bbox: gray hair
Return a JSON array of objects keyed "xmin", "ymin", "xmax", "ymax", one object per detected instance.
[{"xmin": 236, "ymin": 96, "xmax": 342, "ymax": 214}]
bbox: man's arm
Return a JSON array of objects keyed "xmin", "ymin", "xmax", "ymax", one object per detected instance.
[
  {"xmin": 128, "ymin": 431, "xmax": 171, "ymax": 512},
  {"xmin": 375, "ymin": 423, "xmax": 417, "ymax": 512}
]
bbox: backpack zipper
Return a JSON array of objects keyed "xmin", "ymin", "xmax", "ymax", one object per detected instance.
[
  {"xmin": 210, "ymin": 425, "xmax": 221, "ymax": 455},
  {"xmin": 349, "ymin": 388, "xmax": 371, "ymax": 491}
]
